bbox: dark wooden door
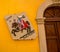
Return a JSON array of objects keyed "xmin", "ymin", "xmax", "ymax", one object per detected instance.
[{"xmin": 44, "ymin": 6, "xmax": 60, "ymax": 52}]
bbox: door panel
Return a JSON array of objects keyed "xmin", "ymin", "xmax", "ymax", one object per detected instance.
[
  {"xmin": 44, "ymin": 6, "xmax": 60, "ymax": 18},
  {"xmin": 47, "ymin": 39, "xmax": 58, "ymax": 52},
  {"xmin": 45, "ymin": 21, "xmax": 59, "ymax": 52},
  {"xmin": 57, "ymin": 22, "xmax": 60, "ymax": 40},
  {"xmin": 45, "ymin": 22, "xmax": 57, "ymax": 36},
  {"xmin": 56, "ymin": 22, "xmax": 60, "ymax": 52}
]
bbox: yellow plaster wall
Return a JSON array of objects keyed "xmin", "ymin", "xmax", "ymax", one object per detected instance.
[{"xmin": 0, "ymin": 0, "xmax": 44, "ymax": 52}]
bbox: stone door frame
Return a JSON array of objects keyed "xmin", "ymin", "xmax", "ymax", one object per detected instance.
[{"xmin": 36, "ymin": 0, "xmax": 60, "ymax": 52}]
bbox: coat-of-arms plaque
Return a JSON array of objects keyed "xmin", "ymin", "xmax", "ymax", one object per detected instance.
[{"xmin": 5, "ymin": 13, "xmax": 36, "ymax": 40}]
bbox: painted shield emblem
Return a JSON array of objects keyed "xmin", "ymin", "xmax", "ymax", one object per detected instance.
[{"xmin": 5, "ymin": 13, "xmax": 36, "ymax": 40}]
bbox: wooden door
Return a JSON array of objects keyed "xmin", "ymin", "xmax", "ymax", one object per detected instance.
[{"xmin": 44, "ymin": 6, "xmax": 60, "ymax": 52}]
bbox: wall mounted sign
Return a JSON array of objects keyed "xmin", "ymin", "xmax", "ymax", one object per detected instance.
[{"xmin": 5, "ymin": 13, "xmax": 36, "ymax": 40}]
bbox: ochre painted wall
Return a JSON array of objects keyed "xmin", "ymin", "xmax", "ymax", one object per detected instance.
[{"xmin": 0, "ymin": 0, "xmax": 44, "ymax": 52}]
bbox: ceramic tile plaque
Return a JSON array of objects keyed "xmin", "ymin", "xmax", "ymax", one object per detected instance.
[{"xmin": 5, "ymin": 13, "xmax": 36, "ymax": 40}]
